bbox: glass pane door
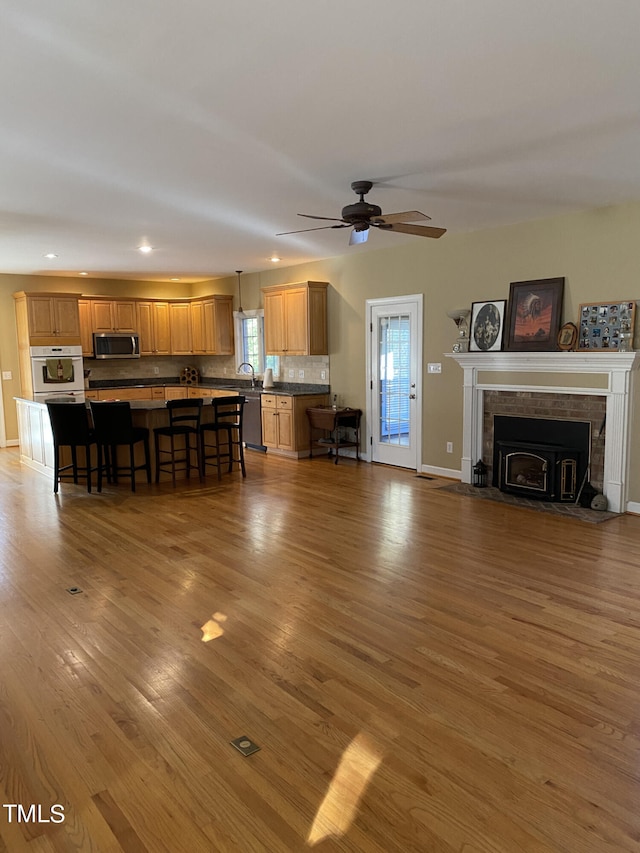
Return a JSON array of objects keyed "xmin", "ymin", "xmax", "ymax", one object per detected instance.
[{"xmin": 378, "ymin": 313, "xmax": 411, "ymax": 446}]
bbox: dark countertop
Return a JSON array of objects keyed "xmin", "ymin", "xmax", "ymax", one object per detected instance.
[{"xmin": 88, "ymin": 378, "xmax": 330, "ymax": 396}]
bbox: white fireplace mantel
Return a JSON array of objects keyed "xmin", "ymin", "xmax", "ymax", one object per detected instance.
[{"xmin": 446, "ymin": 351, "xmax": 640, "ymax": 513}]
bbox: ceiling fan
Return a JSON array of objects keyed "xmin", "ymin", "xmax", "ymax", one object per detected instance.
[{"xmin": 277, "ymin": 180, "xmax": 446, "ymax": 246}]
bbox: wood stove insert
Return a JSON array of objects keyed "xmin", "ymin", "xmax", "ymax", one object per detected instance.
[
  {"xmin": 497, "ymin": 440, "xmax": 581, "ymax": 501},
  {"xmin": 493, "ymin": 415, "xmax": 590, "ymax": 503}
]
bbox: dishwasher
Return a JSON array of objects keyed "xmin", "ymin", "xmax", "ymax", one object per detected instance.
[{"xmin": 242, "ymin": 391, "xmax": 266, "ymax": 451}]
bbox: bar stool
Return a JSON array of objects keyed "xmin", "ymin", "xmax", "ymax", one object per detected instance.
[
  {"xmin": 89, "ymin": 401, "xmax": 151, "ymax": 493},
  {"xmin": 200, "ymin": 395, "xmax": 246, "ymax": 480},
  {"xmin": 46, "ymin": 401, "xmax": 100, "ymax": 493},
  {"xmin": 154, "ymin": 398, "xmax": 203, "ymax": 486}
]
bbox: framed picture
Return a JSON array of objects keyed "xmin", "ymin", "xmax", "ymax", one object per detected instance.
[
  {"xmin": 578, "ymin": 300, "xmax": 636, "ymax": 351},
  {"xmin": 505, "ymin": 277, "xmax": 565, "ymax": 352},
  {"xmin": 557, "ymin": 321, "xmax": 578, "ymax": 351},
  {"xmin": 469, "ymin": 300, "xmax": 507, "ymax": 352}
]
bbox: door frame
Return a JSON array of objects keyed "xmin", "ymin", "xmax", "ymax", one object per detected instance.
[
  {"xmin": 0, "ymin": 370, "xmax": 6, "ymax": 447},
  {"xmin": 365, "ymin": 294, "xmax": 423, "ymax": 471}
]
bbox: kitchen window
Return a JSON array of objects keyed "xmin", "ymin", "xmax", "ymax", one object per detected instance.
[{"xmin": 234, "ymin": 310, "xmax": 279, "ymax": 378}]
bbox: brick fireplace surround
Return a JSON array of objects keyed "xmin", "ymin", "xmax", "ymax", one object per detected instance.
[{"xmin": 447, "ymin": 352, "xmax": 639, "ymax": 513}]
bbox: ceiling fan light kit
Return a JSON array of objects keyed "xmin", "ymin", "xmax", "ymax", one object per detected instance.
[{"xmin": 277, "ymin": 180, "xmax": 446, "ymax": 245}]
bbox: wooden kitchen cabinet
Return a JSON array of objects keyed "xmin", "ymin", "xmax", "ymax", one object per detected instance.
[
  {"xmin": 185, "ymin": 296, "xmax": 235, "ymax": 356},
  {"xmin": 164, "ymin": 386, "xmax": 188, "ymax": 400},
  {"xmin": 261, "ymin": 392, "xmax": 329, "ymax": 457},
  {"xmin": 191, "ymin": 300, "xmax": 206, "ymax": 355},
  {"xmin": 169, "ymin": 302, "xmax": 193, "ymax": 355},
  {"xmin": 96, "ymin": 387, "xmax": 153, "ymax": 401},
  {"xmin": 262, "ymin": 281, "xmax": 328, "ymax": 356},
  {"xmin": 203, "ymin": 295, "xmax": 234, "ymax": 354},
  {"xmin": 78, "ymin": 299, "xmax": 94, "ymax": 356},
  {"xmin": 91, "ymin": 299, "xmax": 137, "ymax": 333},
  {"xmin": 14, "ymin": 292, "xmax": 81, "ymax": 345},
  {"xmin": 137, "ymin": 301, "xmax": 171, "ymax": 356},
  {"xmin": 186, "ymin": 387, "xmax": 239, "ymax": 400}
]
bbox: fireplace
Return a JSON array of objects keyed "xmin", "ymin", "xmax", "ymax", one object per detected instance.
[
  {"xmin": 493, "ymin": 415, "xmax": 590, "ymax": 502},
  {"xmin": 446, "ymin": 351, "xmax": 640, "ymax": 514},
  {"xmin": 497, "ymin": 441, "xmax": 581, "ymax": 501}
]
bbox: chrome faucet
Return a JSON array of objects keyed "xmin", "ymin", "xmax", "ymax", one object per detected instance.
[{"xmin": 237, "ymin": 362, "xmax": 256, "ymax": 388}]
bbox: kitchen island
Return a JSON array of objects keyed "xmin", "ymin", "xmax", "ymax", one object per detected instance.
[{"xmin": 15, "ymin": 396, "xmax": 241, "ymax": 485}]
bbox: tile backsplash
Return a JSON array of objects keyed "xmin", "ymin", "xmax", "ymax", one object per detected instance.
[{"xmin": 85, "ymin": 354, "xmax": 330, "ymax": 386}]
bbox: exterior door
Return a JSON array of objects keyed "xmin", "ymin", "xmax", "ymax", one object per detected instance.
[{"xmin": 367, "ymin": 296, "xmax": 422, "ymax": 469}]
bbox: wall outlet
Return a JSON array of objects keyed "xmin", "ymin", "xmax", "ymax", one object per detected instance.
[
  {"xmin": 153, "ymin": 366, "xmax": 159, "ymax": 375},
  {"xmin": 298, "ymin": 369, "xmax": 304, "ymax": 379},
  {"xmin": 288, "ymin": 369, "xmax": 295, "ymax": 378},
  {"xmin": 428, "ymin": 363, "xmax": 442, "ymax": 374},
  {"xmin": 320, "ymin": 370, "xmax": 326, "ymax": 380},
  {"xmin": 446, "ymin": 441, "xmax": 453, "ymax": 453},
  {"xmin": 1, "ymin": 371, "xmax": 12, "ymax": 380}
]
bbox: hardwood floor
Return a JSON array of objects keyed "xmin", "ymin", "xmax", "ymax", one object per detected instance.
[{"xmin": 1, "ymin": 446, "xmax": 640, "ymax": 852}]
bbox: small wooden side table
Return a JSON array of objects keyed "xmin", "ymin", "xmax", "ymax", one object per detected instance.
[{"xmin": 306, "ymin": 406, "xmax": 362, "ymax": 464}]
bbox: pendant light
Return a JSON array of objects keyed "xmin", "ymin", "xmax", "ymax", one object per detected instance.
[{"xmin": 236, "ymin": 269, "xmax": 245, "ymax": 317}]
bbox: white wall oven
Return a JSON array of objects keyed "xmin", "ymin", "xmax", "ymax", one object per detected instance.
[{"xmin": 30, "ymin": 345, "xmax": 85, "ymax": 401}]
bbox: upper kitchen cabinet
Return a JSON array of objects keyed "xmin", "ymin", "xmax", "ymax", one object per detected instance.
[
  {"xmin": 91, "ymin": 299, "xmax": 137, "ymax": 333},
  {"xmin": 204, "ymin": 295, "xmax": 234, "ymax": 355},
  {"xmin": 169, "ymin": 302, "xmax": 193, "ymax": 355},
  {"xmin": 137, "ymin": 301, "xmax": 171, "ymax": 356},
  {"xmin": 262, "ymin": 282, "xmax": 328, "ymax": 355},
  {"xmin": 191, "ymin": 295, "xmax": 234, "ymax": 355},
  {"xmin": 191, "ymin": 300, "xmax": 206, "ymax": 355},
  {"xmin": 78, "ymin": 299, "xmax": 94, "ymax": 357},
  {"xmin": 13, "ymin": 292, "xmax": 81, "ymax": 346}
]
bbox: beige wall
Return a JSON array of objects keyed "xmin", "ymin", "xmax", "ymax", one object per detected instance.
[{"xmin": 3, "ymin": 201, "xmax": 640, "ymax": 499}]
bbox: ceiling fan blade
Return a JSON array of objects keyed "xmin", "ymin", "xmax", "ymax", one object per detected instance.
[
  {"xmin": 383, "ymin": 222, "xmax": 446, "ymax": 239},
  {"xmin": 349, "ymin": 228, "xmax": 369, "ymax": 246},
  {"xmin": 372, "ymin": 210, "xmax": 431, "ymax": 225},
  {"xmin": 297, "ymin": 213, "xmax": 347, "ymax": 223},
  {"xmin": 276, "ymin": 224, "xmax": 349, "ymax": 236}
]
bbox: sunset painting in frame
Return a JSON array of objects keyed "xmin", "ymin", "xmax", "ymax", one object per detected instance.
[{"xmin": 505, "ymin": 277, "xmax": 564, "ymax": 351}]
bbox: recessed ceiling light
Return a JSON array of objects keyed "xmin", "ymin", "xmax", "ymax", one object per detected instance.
[
  {"xmin": 270, "ymin": 255, "xmax": 281, "ymax": 263},
  {"xmin": 44, "ymin": 253, "xmax": 58, "ymax": 259},
  {"xmin": 137, "ymin": 244, "xmax": 153, "ymax": 254},
  {"xmin": 170, "ymin": 277, "xmax": 181, "ymax": 281},
  {"xmin": 79, "ymin": 271, "xmax": 88, "ymax": 276}
]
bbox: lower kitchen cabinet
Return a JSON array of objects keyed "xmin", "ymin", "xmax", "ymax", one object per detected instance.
[
  {"xmin": 95, "ymin": 387, "xmax": 153, "ymax": 401},
  {"xmin": 261, "ymin": 393, "xmax": 329, "ymax": 458}
]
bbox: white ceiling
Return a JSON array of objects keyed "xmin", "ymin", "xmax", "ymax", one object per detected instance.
[{"xmin": 2, "ymin": 0, "xmax": 640, "ymax": 282}]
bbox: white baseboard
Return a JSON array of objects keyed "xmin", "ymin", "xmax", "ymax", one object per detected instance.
[
  {"xmin": 626, "ymin": 501, "xmax": 640, "ymax": 515},
  {"xmin": 422, "ymin": 464, "xmax": 461, "ymax": 480},
  {"xmin": 5, "ymin": 439, "xmax": 19, "ymax": 447}
]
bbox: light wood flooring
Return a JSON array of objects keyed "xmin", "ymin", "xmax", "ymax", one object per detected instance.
[{"xmin": 1, "ymin": 447, "xmax": 640, "ymax": 852}]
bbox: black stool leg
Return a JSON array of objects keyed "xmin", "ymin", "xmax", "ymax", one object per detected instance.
[
  {"xmin": 238, "ymin": 431, "xmax": 246, "ymax": 478},
  {"xmin": 129, "ymin": 443, "xmax": 136, "ymax": 492},
  {"xmin": 110, "ymin": 445, "xmax": 118, "ymax": 483},
  {"xmin": 85, "ymin": 443, "xmax": 92, "ymax": 493},
  {"xmin": 196, "ymin": 433, "xmax": 203, "ymax": 481},
  {"xmin": 144, "ymin": 436, "xmax": 152, "ymax": 483},
  {"xmin": 53, "ymin": 445, "xmax": 60, "ymax": 494},
  {"xmin": 96, "ymin": 445, "xmax": 103, "ymax": 493}
]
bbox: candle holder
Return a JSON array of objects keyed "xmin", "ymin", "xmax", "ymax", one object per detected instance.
[{"xmin": 447, "ymin": 309, "xmax": 471, "ymax": 353}]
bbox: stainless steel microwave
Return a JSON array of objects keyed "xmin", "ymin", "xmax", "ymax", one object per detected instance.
[{"xmin": 93, "ymin": 332, "xmax": 141, "ymax": 359}]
